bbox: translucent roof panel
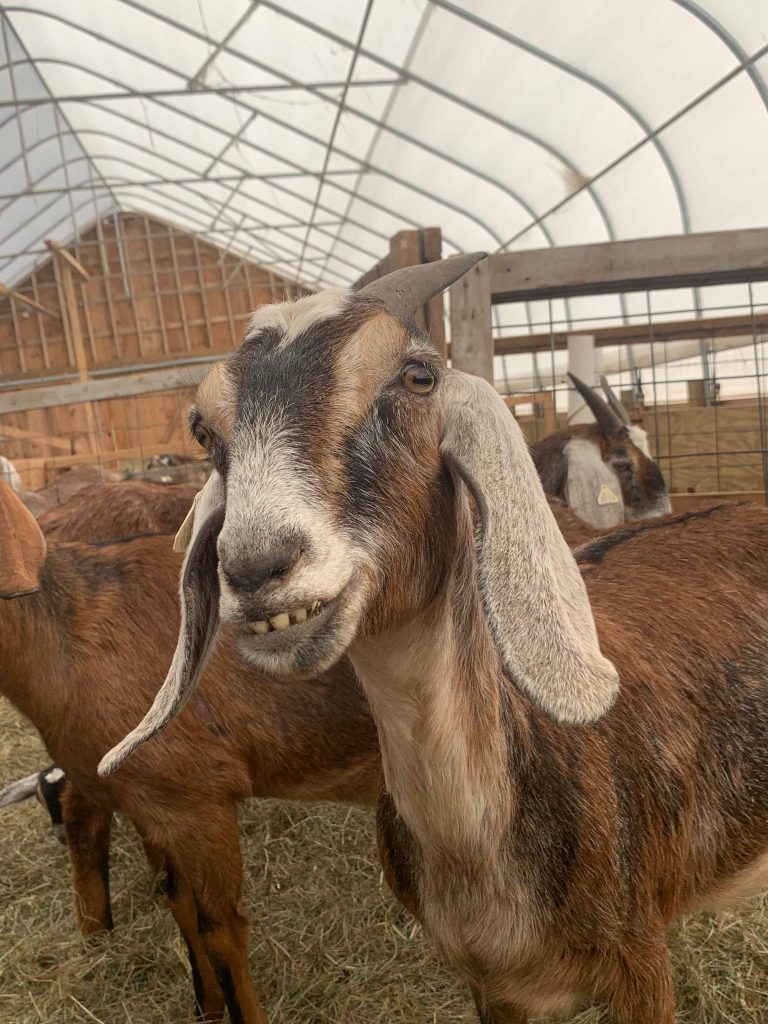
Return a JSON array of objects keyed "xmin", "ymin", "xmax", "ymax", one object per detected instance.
[{"xmin": 0, "ymin": 0, "xmax": 767, "ymax": 300}]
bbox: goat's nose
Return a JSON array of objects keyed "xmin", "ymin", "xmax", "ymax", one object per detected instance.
[{"xmin": 219, "ymin": 540, "xmax": 304, "ymax": 594}]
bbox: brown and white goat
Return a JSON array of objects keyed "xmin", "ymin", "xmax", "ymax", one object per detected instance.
[
  {"xmin": 103, "ymin": 254, "xmax": 768, "ymax": 1024},
  {"xmin": 0, "ymin": 478, "xmax": 379, "ymax": 1024},
  {"xmin": 531, "ymin": 374, "xmax": 671, "ymax": 529}
]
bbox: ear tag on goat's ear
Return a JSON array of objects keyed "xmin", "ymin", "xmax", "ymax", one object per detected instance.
[
  {"xmin": 173, "ymin": 491, "xmax": 201, "ymax": 553},
  {"xmin": 597, "ymin": 484, "xmax": 620, "ymax": 506}
]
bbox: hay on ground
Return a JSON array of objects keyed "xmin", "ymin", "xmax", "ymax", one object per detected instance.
[{"xmin": 1, "ymin": 698, "xmax": 766, "ymax": 1023}]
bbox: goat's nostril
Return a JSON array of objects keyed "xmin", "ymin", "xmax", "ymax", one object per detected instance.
[{"xmin": 220, "ymin": 540, "xmax": 305, "ymax": 594}]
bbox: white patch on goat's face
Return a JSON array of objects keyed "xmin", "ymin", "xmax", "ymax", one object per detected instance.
[
  {"xmin": 217, "ymin": 406, "xmax": 371, "ymax": 677},
  {"xmin": 247, "ymin": 289, "xmax": 350, "ymax": 347},
  {"xmin": 627, "ymin": 424, "xmax": 651, "ymax": 458},
  {"xmin": 45, "ymin": 767, "xmax": 64, "ymax": 784}
]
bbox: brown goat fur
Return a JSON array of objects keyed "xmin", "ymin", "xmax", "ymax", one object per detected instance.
[
  {"xmin": 37, "ymin": 480, "xmax": 199, "ymax": 540},
  {"xmin": 162, "ymin": 269, "xmax": 768, "ymax": 1024},
  {"xmin": 0, "ymin": 481, "xmax": 380, "ymax": 1023}
]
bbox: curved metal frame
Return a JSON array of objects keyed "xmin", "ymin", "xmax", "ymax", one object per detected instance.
[{"xmin": 0, "ymin": 0, "xmax": 766, "ymax": 307}]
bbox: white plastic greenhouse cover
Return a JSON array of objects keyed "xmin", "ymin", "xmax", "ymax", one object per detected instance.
[{"xmin": 1, "ymin": 0, "xmax": 767, "ymax": 330}]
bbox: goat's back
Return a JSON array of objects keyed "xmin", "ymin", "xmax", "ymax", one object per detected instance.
[
  {"xmin": 38, "ymin": 481, "xmax": 198, "ymax": 541},
  {"xmin": 14, "ymin": 534, "xmax": 380, "ymax": 831}
]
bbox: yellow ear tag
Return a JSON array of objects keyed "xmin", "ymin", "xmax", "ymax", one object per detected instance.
[
  {"xmin": 597, "ymin": 484, "xmax": 620, "ymax": 506},
  {"xmin": 173, "ymin": 491, "xmax": 201, "ymax": 553}
]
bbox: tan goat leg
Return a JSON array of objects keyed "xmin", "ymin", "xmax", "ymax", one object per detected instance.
[
  {"xmin": 601, "ymin": 938, "xmax": 676, "ymax": 1024},
  {"xmin": 471, "ymin": 987, "xmax": 528, "ymax": 1024},
  {"xmin": 62, "ymin": 787, "xmax": 113, "ymax": 934},
  {"xmin": 164, "ymin": 859, "xmax": 227, "ymax": 1022},
  {"xmin": 162, "ymin": 806, "xmax": 268, "ymax": 1024}
]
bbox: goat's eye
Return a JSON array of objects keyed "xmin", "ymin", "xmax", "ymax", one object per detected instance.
[
  {"xmin": 402, "ymin": 365, "xmax": 435, "ymax": 395},
  {"xmin": 193, "ymin": 424, "xmax": 213, "ymax": 450}
]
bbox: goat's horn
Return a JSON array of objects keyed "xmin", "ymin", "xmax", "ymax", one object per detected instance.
[
  {"xmin": 356, "ymin": 251, "xmax": 487, "ymax": 322},
  {"xmin": 599, "ymin": 375, "xmax": 631, "ymax": 425},
  {"xmin": 0, "ymin": 772, "xmax": 39, "ymax": 807},
  {"xmin": 567, "ymin": 373, "xmax": 623, "ymax": 437}
]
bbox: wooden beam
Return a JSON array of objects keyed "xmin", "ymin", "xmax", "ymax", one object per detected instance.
[
  {"xmin": 44, "ymin": 238, "xmax": 90, "ymax": 281},
  {"xmin": 0, "ymin": 283, "xmax": 61, "ymax": 319},
  {"xmin": 488, "ymin": 228, "xmax": 768, "ymax": 304},
  {"xmin": 47, "ymin": 241, "xmax": 99, "ymax": 451},
  {"xmin": 449, "ymin": 257, "xmax": 493, "ymax": 381},
  {"xmin": 11, "ymin": 443, "xmax": 191, "ymax": 473},
  {"xmin": 0, "ymin": 423, "xmax": 73, "ymax": 451},
  {"xmin": 494, "ymin": 312, "xmax": 768, "ymax": 356},
  {"xmin": 0, "ymin": 364, "xmax": 210, "ymax": 415}
]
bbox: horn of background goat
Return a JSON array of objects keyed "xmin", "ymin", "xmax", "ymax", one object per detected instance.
[
  {"xmin": 600, "ymin": 375, "xmax": 631, "ymax": 425},
  {"xmin": 356, "ymin": 251, "xmax": 487, "ymax": 322},
  {"xmin": 568, "ymin": 372, "xmax": 624, "ymax": 437}
]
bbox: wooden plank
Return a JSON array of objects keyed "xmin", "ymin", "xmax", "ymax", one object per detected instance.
[
  {"xmin": 0, "ymin": 422, "xmax": 72, "ymax": 450},
  {"xmin": 49, "ymin": 249, "xmax": 98, "ymax": 448},
  {"xmin": 420, "ymin": 227, "xmax": 446, "ymax": 356},
  {"xmin": 0, "ymin": 283, "xmax": 60, "ymax": 319},
  {"xmin": 44, "ymin": 238, "xmax": 90, "ymax": 281},
  {"xmin": 449, "ymin": 257, "xmax": 493, "ymax": 381},
  {"xmin": 494, "ymin": 312, "xmax": 768, "ymax": 356},
  {"xmin": 0, "ymin": 364, "xmax": 210, "ymax": 414},
  {"xmin": 12, "ymin": 442, "xmax": 192, "ymax": 473},
  {"xmin": 489, "ymin": 228, "xmax": 768, "ymax": 304}
]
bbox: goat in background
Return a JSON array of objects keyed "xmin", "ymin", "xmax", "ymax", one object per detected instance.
[
  {"xmin": 531, "ymin": 373, "xmax": 671, "ymax": 528},
  {"xmin": 106, "ymin": 254, "xmax": 768, "ymax": 1024},
  {"xmin": 0, "ymin": 477, "xmax": 379, "ymax": 1024}
]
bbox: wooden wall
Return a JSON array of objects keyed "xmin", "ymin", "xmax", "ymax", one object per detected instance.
[{"xmin": 0, "ymin": 213, "xmax": 302, "ymax": 489}]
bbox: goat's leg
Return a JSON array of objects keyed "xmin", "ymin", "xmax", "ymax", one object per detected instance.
[
  {"xmin": 470, "ymin": 984, "xmax": 528, "ymax": 1024},
  {"xmin": 164, "ymin": 860, "xmax": 226, "ymax": 1022},
  {"xmin": 601, "ymin": 940, "xmax": 676, "ymax": 1024},
  {"xmin": 163, "ymin": 806, "xmax": 267, "ymax": 1024},
  {"xmin": 62, "ymin": 787, "xmax": 113, "ymax": 935}
]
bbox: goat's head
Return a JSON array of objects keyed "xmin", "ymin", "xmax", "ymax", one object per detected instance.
[
  {"xmin": 0, "ymin": 478, "xmax": 46, "ymax": 598},
  {"xmin": 99, "ymin": 254, "xmax": 619, "ymax": 776},
  {"xmin": 546, "ymin": 374, "xmax": 671, "ymax": 528}
]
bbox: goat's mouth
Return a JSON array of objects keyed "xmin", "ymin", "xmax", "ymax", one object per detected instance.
[
  {"xmin": 234, "ymin": 577, "xmax": 364, "ymax": 677},
  {"xmin": 243, "ymin": 599, "xmax": 326, "ymax": 635}
]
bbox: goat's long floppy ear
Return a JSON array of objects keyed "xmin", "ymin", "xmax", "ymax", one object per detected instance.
[
  {"xmin": 0, "ymin": 479, "xmax": 46, "ymax": 599},
  {"xmin": 440, "ymin": 372, "xmax": 619, "ymax": 724},
  {"xmin": 98, "ymin": 474, "xmax": 225, "ymax": 777},
  {"xmin": 0, "ymin": 772, "xmax": 39, "ymax": 807},
  {"xmin": 564, "ymin": 438, "xmax": 625, "ymax": 529},
  {"xmin": 356, "ymin": 251, "xmax": 486, "ymax": 321}
]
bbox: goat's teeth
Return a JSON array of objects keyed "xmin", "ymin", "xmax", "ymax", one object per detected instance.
[
  {"xmin": 292, "ymin": 607, "xmax": 307, "ymax": 623},
  {"xmin": 251, "ymin": 620, "xmax": 269, "ymax": 635},
  {"xmin": 270, "ymin": 613, "xmax": 291, "ymax": 631}
]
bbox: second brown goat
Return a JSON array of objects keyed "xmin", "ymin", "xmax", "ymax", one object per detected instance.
[{"xmin": 0, "ymin": 479, "xmax": 380, "ymax": 1024}]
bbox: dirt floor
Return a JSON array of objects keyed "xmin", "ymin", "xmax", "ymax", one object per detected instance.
[{"xmin": 1, "ymin": 697, "xmax": 766, "ymax": 1024}]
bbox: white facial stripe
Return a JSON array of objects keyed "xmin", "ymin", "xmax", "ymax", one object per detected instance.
[
  {"xmin": 247, "ymin": 289, "xmax": 350, "ymax": 347},
  {"xmin": 218, "ymin": 413, "xmax": 358, "ymax": 622},
  {"xmin": 627, "ymin": 424, "xmax": 651, "ymax": 458}
]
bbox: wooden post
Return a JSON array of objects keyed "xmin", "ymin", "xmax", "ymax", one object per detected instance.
[
  {"xmin": 355, "ymin": 228, "xmax": 445, "ymax": 352},
  {"xmin": 45, "ymin": 239, "xmax": 99, "ymax": 452},
  {"xmin": 449, "ymin": 257, "xmax": 493, "ymax": 382}
]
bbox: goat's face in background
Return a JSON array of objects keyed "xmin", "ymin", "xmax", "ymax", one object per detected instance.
[
  {"xmin": 533, "ymin": 374, "xmax": 671, "ymax": 529},
  {"xmin": 192, "ymin": 298, "xmax": 452, "ymax": 679}
]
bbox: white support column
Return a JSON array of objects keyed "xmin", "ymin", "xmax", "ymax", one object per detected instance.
[{"xmin": 567, "ymin": 333, "xmax": 596, "ymax": 423}]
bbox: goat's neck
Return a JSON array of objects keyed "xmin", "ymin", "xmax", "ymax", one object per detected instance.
[{"xmin": 350, "ymin": 558, "xmax": 515, "ymax": 858}]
